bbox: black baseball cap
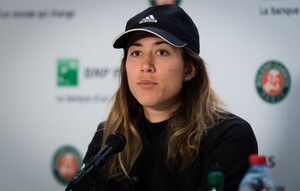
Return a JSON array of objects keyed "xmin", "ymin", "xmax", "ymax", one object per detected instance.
[{"xmin": 113, "ymin": 5, "xmax": 200, "ymax": 54}]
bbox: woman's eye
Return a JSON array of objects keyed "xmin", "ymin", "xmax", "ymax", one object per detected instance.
[
  {"xmin": 131, "ymin": 51, "xmax": 141, "ymax": 57},
  {"xmin": 157, "ymin": 50, "xmax": 168, "ymax": 56}
]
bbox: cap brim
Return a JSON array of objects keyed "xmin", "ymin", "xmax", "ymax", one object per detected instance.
[{"xmin": 113, "ymin": 27, "xmax": 187, "ymax": 49}]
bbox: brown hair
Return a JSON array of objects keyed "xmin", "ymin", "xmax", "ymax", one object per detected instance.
[{"xmin": 101, "ymin": 46, "xmax": 228, "ymax": 180}]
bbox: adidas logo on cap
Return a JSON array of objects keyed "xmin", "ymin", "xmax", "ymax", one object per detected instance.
[{"xmin": 139, "ymin": 15, "xmax": 157, "ymax": 24}]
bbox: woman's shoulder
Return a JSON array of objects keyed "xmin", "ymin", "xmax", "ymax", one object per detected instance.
[
  {"xmin": 83, "ymin": 121, "xmax": 105, "ymax": 163},
  {"xmin": 201, "ymin": 113, "xmax": 258, "ymax": 159},
  {"xmin": 97, "ymin": 121, "xmax": 105, "ymax": 131},
  {"xmin": 207, "ymin": 113, "xmax": 256, "ymax": 142},
  {"xmin": 217, "ymin": 113, "xmax": 252, "ymax": 130},
  {"xmin": 220, "ymin": 113, "xmax": 250, "ymax": 127},
  {"xmin": 90, "ymin": 121, "xmax": 105, "ymax": 142}
]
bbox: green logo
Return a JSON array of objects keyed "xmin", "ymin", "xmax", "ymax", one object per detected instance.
[
  {"xmin": 150, "ymin": 0, "xmax": 181, "ymax": 6},
  {"xmin": 255, "ymin": 60, "xmax": 291, "ymax": 103},
  {"xmin": 52, "ymin": 145, "xmax": 82, "ymax": 185},
  {"xmin": 57, "ymin": 59, "xmax": 79, "ymax": 86}
]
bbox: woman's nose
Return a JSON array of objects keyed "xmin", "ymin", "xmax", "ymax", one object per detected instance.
[{"xmin": 140, "ymin": 54, "xmax": 155, "ymax": 73}]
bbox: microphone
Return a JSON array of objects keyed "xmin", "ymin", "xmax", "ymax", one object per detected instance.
[{"xmin": 65, "ymin": 133, "xmax": 126, "ymax": 191}]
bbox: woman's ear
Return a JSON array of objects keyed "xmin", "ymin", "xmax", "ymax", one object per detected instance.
[{"xmin": 184, "ymin": 62, "xmax": 196, "ymax": 81}]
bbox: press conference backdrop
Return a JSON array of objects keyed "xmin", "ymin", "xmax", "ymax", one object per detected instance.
[{"xmin": 0, "ymin": 0, "xmax": 299, "ymax": 190}]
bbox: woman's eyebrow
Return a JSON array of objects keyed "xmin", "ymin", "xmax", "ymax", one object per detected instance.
[
  {"xmin": 154, "ymin": 41, "xmax": 168, "ymax": 46},
  {"xmin": 128, "ymin": 40, "xmax": 168, "ymax": 48},
  {"xmin": 128, "ymin": 42, "xmax": 142, "ymax": 48}
]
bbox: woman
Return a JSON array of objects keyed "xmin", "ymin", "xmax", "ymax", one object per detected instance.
[{"xmin": 75, "ymin": 4, "xmax": 258, "ymax": 191}]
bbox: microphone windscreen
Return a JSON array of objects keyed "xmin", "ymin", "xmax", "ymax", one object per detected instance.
[{"xmin": 105, "ymin": 133, "xmax": 126, "ymax": 154}]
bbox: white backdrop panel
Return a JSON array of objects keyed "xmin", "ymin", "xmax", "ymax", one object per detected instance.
[{"xmin": 0, "ymin": 0, "xmax": 299, "ymax": 190}]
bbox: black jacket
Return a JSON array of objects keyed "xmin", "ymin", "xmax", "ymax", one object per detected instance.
[{"xmin": 75, "ymin": 114, "xmax": 258, "ymax": 191}]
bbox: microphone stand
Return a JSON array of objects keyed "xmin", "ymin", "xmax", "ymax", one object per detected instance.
[
  {"xmin": 65, "ymin": 146, "xmax": 113, "ymax": 191},
  {"xmin": 65, "ymin": 132, "xmax": 126, "ymax": 191}
]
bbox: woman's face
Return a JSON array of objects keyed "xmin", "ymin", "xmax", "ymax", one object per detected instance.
[{"xmin": 125, "ymin": 33, "xmax": 188, "ymax": 122}]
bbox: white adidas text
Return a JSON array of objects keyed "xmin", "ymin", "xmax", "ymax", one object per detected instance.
[{"xmin": 139, "ymin": 15, "xmax": 157, "ymax": 24}]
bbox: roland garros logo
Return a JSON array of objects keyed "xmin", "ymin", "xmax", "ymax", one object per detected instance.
[
  {"xmin": 52, "ymin": 145, "xmax": 82, "ymax": 185},
  {"xmin": 255, "ymin": 60, "xmax": 291, "ymax": 103},
  {"xmin": 150, "ymin": 0, "xmax": 181, "ymax": 6}
]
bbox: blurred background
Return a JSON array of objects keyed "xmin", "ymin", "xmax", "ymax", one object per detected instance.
[{"xmin": 0, "ymin": 0, "xmax": 299, "ymax": 190}]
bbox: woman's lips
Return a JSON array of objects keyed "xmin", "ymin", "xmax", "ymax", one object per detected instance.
[{"xmin": 137, "ymin": 80, "xmax": 158, "ymax": 89}]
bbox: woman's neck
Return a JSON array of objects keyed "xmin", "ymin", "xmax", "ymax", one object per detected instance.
[{"xmin": 143, "ymin": 102, "xmax": 180, "ymax": 123}]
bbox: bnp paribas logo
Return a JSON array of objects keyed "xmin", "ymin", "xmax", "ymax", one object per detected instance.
[
  {"xmin": 255, "ymin": 60, "xmax": 291, "ymax": 103},
  {"xmin": 150, "ymin": 0, "xmax": 181, "ymax": 6},
  {"xmin": 57, "ymin": 59, "xmax": 79, "ymax": 87}
]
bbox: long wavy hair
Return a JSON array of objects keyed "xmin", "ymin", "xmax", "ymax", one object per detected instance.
[{"xmin": 100, "ymin": 46, "xmax": 228, "ymax": 180}]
